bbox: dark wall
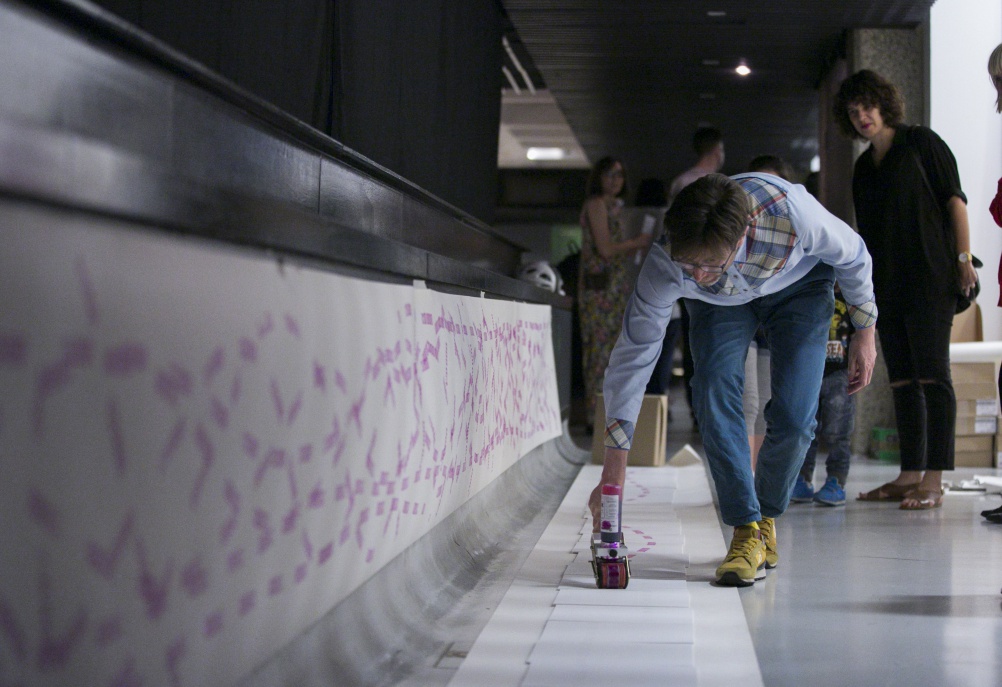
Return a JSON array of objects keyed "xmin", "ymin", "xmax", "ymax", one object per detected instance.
[{"xmin": 89, "ymin": 0, "xmax": 503, "ymax": 223}]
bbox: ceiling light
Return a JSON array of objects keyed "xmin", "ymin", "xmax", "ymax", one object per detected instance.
[
  {"xmin": 707, "ymin": 11, "xmax": 726, "ymax": 17},
  {"xmin": 735, "ymin": 63, "xmax": 751, "ymax": 76},
  {"xmin": 526, "ymin": 147, "xmax": 566, "ymax": 161}
]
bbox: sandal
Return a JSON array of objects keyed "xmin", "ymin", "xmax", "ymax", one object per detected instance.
[
  {"xmin": 857, "ymin": 481, "xmax": 918, "ymax": 502},
  {"xmin": 899, "ymin": 489, "xmax": 943, "ymax": 510}
]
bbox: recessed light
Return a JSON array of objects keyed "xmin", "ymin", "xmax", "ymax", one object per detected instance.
[
  {"xmin": 526, "ymin": 147, "xmax": 566, "ymax": 161},
  {"xmin": 707, "ymin": 10, "xmax": 727, "ymax": 17},
  {"xmin": 735, "ymin": 64, "xmax": 751, "ymax": 76},
  {"xmin": 702, "ymin": 59, "xmax": 720, "ymax": 66}
]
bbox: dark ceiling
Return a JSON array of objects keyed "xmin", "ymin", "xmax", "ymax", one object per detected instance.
[{"xmin": 501, "ymin": 0, "xmax": 937, "ymax": 187}]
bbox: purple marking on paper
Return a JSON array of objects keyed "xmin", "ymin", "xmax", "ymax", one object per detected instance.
[
  {"xmin": 87, "ymin": 511, "xmax": 134, "ymax": 580},
  {"xmin": 318, "ymin": 542, "xmax": 333, "ymax": 565},
  {"xmin": 210, "ymin": 396, "xmax": 228, "ymax": 429},
  {"xmin": 103, "ymin": 343, "xmax": 147, "ymax": 377},
  {"xmin": 284, "ymin": 313, "xmax": 301, "ymax": 338},
  {"xmin": 239, "ymin": 336, "xmax": 257, "ymax": 362},
  {"xmin": 0, "ymin": 332, "xmax": 26, "ymax": 366},
  {"xmin": 335, "ymin": 370, "xmax": 346, "ymax": 394},
  {"xmin": 299, "ymin": 444, "xmax": 313, "ymax": 464},
  {"xmin": 270, "ymin": 379, "xmax": 284, "ymax": 421},
  {"xmin": 203, "ymin": 347, "xmax": 225, "ymax": 386},
  {"xmin": 339, "ymin": 525, "xmax": 350, "ymax": 546},
  {"xmin": 313, "ymin": 361, "xmax": 326, "ymax": 392},
  {"xmin": 135, "ymin": 539, "xmax": 172, "ymax": 621},
  {"xmin": 287, "ymin": 391, "xmax": 303, "ymax": 426},
  {"xmin": 106, "ymin": 398, "xmax": 127, "ymax": 476},
  {"xmin": 159, "ymin": 418, "xmax": 187, "ymax": 472},
  {"xmin": 294, "ymin": 563, "xmax": 308, "ymax": 585},
  {"xmin": 190, "ymin": 424, "xmax": 214, "ymax": 508},
  {"xmin": 365, "ymin": 549, "xmax": 375, "ymax": 563},
  {"xmin": 253, "ymin": 448, "xmax": 285, "ymax": 488},
  {"xmin": 74, "ymin": 256, "xmax": 100, "ymax": 326},
  {"xmin": 376, "ymin": 501, "xmax": 384, "ymax": 516},
  {"xmin": 268, "ymin": 575, "xmax": 283, "ymax": 597},
  {"xmin": 227, "ymin": 549, "xmax": 245, "ymax": 573},
  {"xmin": 355, "ymin": 508, "xmax": 369, "ymax": 549},
  {"xmin": 166, "ymin": 637, "xmax": 186, "ymax": 687},
  {"xmin": 364, "ymin": 433, "xmax": 377, "ymax": 477},
  {"xmin": 238, "ymin": 591, "xmax": 256, "ymax": 617},
  {"xmin": 348, "ymin": 391, "xmax": 366, "ymax": 434},
  {"xmin": 181, "ymin": 557, "xmax": 208, "ymax": 598},
  {"xmin": 282, "ymin": 503, "xmax": 300, "ymax": 534},
  {"xmin": 242, "ymin": 432, "xmax": 259, "ymax": 459},
  {"xmin": 204, "ymin": 611, "xmax": 223, "ymax": 638},
  {"xmin": 108, "ymin": 657, "xmax": 142, "ymax": 687},
  {"xmin": 0, "ymin": 596, "xmax": 27, "ymax": 661},
  {"xmin": 28, "ymin": 488, "xmax": 61, "ymax": 538},
  {"xmin": 308, "ymin": 483, "xmax": 325, "ymax": 509},
  {"xmin": 156, "ymin": 363, "xmax": 193, "ymax": 406},
  {"xmin": 95, "ymin": 616, "xmax": 122, "ymax": 647},
  {"xmin": 253, "ymin": 509, "xmax": 273, "ymax": 554},
  {"xmin": 220, "ymin": 481, "xmax": 240, "ymax": 545},
  {"xmin": 257, "ymin": 313, "xmax": 274, "ymax": 339},
  {"xmin": 384, "ymin": 376, "xmax": 395, "ymax": 405}
]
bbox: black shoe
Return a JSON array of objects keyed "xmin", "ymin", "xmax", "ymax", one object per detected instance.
[
  {"xmin": 986, "ymin": 511, "xmax": 1002, "ymax": 524},
  {"xmin": 981, "ymin": 504, "xmax": 1002, "ymax": 518}
]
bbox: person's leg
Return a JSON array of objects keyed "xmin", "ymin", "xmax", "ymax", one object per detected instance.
[
  {"xmin": 799, "ymin": 398, "xmax": 822, "ymax": 480},
  {"xmin": 742, "ymin": 341, "xmax": 761, "ymax": 468},
  {"xmin": 876, "ymin": 314, "xmax": 926, "ymax": 486},
  {"xmin": 685, "ymin": 299, "xmax": 760, "ymax": 526},
  {"xmin": 754, "ymin": 264, "xmax": 834, "ymax": 519},
  {"xmin": 821, "ymin": 368, "xmax": 854, "ymax": 486}
]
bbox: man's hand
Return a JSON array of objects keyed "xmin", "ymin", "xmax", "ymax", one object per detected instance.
[
  {"xmin": 590, "ymin": 447, "xmax": 628, "ymax": 532},
  {"xmin": 847, "ymin": 325, "xmax": 876, "ymax": 395}
]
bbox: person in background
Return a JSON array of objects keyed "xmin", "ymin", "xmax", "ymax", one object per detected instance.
[
  {"xmin": 578, "ymin": 157, "xmax": 653, "ymax": 426},
  {"xmin": 982, "ymin": 44, "xmax": 1002, "ymax": 524},
  {"xmin": 590, "ymin": 172, "xmax": 877, "ymax": 587},
  {"xmin": 791, "ymin": 282, "xmax": 856, "ymax": 506},
  {"xmin": 835, "ymin": 70, "xmax": 975, "ymax": 510}
]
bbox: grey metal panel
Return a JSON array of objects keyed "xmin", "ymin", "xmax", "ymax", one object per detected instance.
[{"xmin": 318, "ymin": 156, "xmax": 403, "ymax": 240}]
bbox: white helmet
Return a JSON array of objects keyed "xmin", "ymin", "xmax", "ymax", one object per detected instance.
[{"xmin": 517, "ymin": 260, "xmax": 561, "ymax": 294}]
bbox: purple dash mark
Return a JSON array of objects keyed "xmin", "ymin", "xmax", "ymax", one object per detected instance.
[
  {"xmin": 253, "ymin": 448, "xmax": 285, "ymax": 488},
  {"xmin": 282, "ymin": 503, "xmax": 300, "ymax": 534},
  {"xmin": 301, "ymin": 531, "xmax": 314, "ymax": 560},
  {"xmin": 166, "ymin": 638, "xmax": 186, "ymax": 687},
  {"xmin": 365, "ymin": 549, "xmax": 375, "ymax": 564},
  {"xmin": 134, "ymin": 539, "xmax": 172, "ymax": 621},
  {"xmin": 364, "ymin": 432, "xmax": 377, "ymax": 477},
  {"xmin": 203, "ymin": 611, "xmax": 223, "ymax": 638},
  {"xmin": 220, "ymin": 481, "xmax": 241, "ymax": 545},
  {"xmin": 420, "ymin": 341, "xmax": 442, "ymax": 370},
  {"xmin": 318, "ymin": 543, "xmax": 333, "ymax": 565},
  {"xmin": 37, "ymin": 565, "xmax": 88, "ymax": 671},
  {"xmin": 257, "ymin": 313, "xmax": 274, "ymax": 339},
  {"xmin": 270, "ymin": 379, "xmax": 285, "ymax": 422},
  {"xmin": 308, "ymin": 482, "xmax": 325, "ymax": 509},
  {"xmin": 284, "ymin": 313, "xmax": 301, "ymax": 338},
  {"xmin": 355, "ymin": 508, "xmax": 369, "ymax": 549},
  {"xmin": 299, "ymin": 444, "xmax": 313, "ymax": 464},
  {"xmin": 287, "ymin": 391, "xmax": 303, "ymax": 426},
  {"xmin": 0, "ymin": 332, "xmax": 27, "ymax": 366},
  {"xmin": 334, "ymin": 370, "xmax": 347, "ymax": 394},
  {"xmin": 181, "ymin": 557, "xmax": 208, "ymax": 598},
  {"xmin": 313, "ymin": 362, "xmax": 326, "ymax": 392},
  {"xmin": 106, "ymin": 398, "xmax": 127, "ymax": 476},
  {"xmin": 74, "ymin": 256, "xmax": 100, "ymax": 326},
  {"xmin": 159, "ymin": 418, "xmax": 187, "ymax": 472},
  {"xmin": 253, "ymin": 509, "xmax": 273, "ymax": 554},
  {"xmin": 210, "ymin": 396, "xmax": 229, "ymax": 429},
  {"xmin": 384, "ymin": 376, "xmax": 395, "ymax": 405},
  {"xmin": 87, "ymin": 511, "xmax": 134, "ymax": 580},
  {"xmin": 294, "ymin": 563, "xmax": 308, "ymax": 585},
  {"xmin": 238, "ymin": 591, "xmax": 256, "ymax": 616},
  {"xmin": 103, "ymin": 343, "xmax": 147, "ymax": 377},
  {"xmin": 0, "ymin": 596, "xmax": 28, "ymax": 661},
  {"xmin": 190, "ymin": 424, "xmax": 215, "ymax": 508},
  {"xmin": 203, "ymin": 347, "xmax": 225, "ymax": 386},
  {"xmin": 268, "ymin": 575, "xmax": 283, "ymax": 597},
  {"xmin": 108, "ymin": 657, "xmax": 142, "ymax": 687},
  {"xmin": 338, "ymin": 525, "xmax": 350, "ymax": 546},
  {"xmin": 238, "ymin": 336, "xmax": 257, "ymax": 362},
  {"xmin": 227, "ymin": 549, "xmax": 245, "ymax": 574},
  {"xmin": 242, "ymin": 432, "xmax": 259, "ymax": 459},
  {"xmin": 28, "ymin": 488, "xmax": 60, "ymax": 538},
  {"xmin": 230, "ymin": 373, "xmax": 242, "ymax": 405},
  {"xmin": 95, "ymin": 616, "xmax": 123, "ymax": 647},
  {"xmin": 155, "ymin": 363, "xmax": 193, "ymax": 407}
]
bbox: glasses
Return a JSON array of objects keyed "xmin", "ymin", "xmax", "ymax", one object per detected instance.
[{"xmin": 672, "ymin": 243, "xmax": 740, "ymax": 275}]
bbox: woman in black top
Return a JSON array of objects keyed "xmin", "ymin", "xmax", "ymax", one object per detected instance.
[{"xmin": 834, "ymin": 70, "xmax": 977, "ymax": 510}]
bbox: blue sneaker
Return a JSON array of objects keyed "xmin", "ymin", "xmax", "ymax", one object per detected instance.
[
  {"xmin": 791, "ymin": 476, "xmax": 814, "ymax": 503},
  {"xmin": 813, "ymin": 477, "xmax": 846, "ymax": 506}
]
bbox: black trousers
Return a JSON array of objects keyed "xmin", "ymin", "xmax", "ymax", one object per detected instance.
[{"xmin": 876, "ymin": 306, "xmax": 956, "ymax": 472}]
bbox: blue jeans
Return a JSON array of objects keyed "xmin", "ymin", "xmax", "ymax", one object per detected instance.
[
  {"xmin": 686, "ymin": 263, "xmax": 834, "ymax": 526},
  {"xmin": 800, "ymin": 368, "xmax": 854, "ymax": 485}
]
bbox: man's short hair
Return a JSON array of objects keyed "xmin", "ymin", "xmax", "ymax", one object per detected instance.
[
  {"xmin": 693, "ymin": 127, "xmax": 724, "ymax": 157},
  {"xmin": 747, "ymin": 155, "xmax": 791, "ymax": 181},
  {"xmin": 832, "ymin": 70, "xmax": 905, "ymax": 139},
  {"xmin": 665, "ymin": 173, "xmax": 749, "ymax": 259}
]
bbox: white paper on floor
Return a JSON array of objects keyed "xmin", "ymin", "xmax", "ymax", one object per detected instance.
[
  {"xmin": 554, "ymin": 580, "xmax": 690, "ymax": 608},
  {"xmin": 522, "ymin": 642, "xmax": 697, "ymax": 687}
]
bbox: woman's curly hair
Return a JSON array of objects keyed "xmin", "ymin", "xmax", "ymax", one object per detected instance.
[{"xmin": 832, "ymin": 70, "xmax": 905, "ymax": 139}]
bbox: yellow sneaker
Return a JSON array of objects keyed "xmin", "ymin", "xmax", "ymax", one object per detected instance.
[
  {"xmin": 759, "ymin": 516, "xmax": 778, "ymax": 569},
  {"xmin": 715, "ymin": 522, "xmax": 767, "ymax": 587}
]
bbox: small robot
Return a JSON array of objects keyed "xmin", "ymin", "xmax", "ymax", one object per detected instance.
[{"xmin": 590, "ymin": 484, "xmax": 631, "ymax": 589}]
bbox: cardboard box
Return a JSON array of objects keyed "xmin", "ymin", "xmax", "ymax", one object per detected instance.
[
  {"xmin": 955, "ymin": 414, "xmax": 998, "ymax": 435},
  {"xmin": 592, "ymin": 393, "xmax": 667, "ymax": 467},
  {"xmin": 957, "ymin": 398, "xmax": 998, "ymax": 417},
  {"xmin": 955, "ymin": 434, "xmax": 995, "ymax": 468},
  {"xmin": 952, "ymin": 362, "xmax": 997, "ymax": 401}
]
